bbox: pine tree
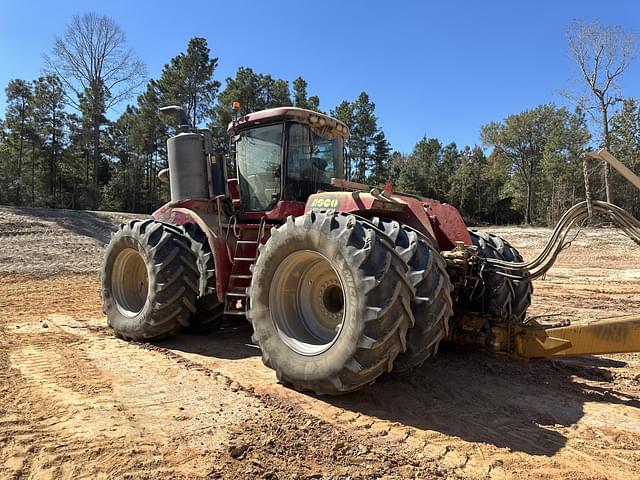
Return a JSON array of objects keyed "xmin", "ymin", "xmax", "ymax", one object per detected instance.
[
  {"xmin": 292, "ymin": 77, "xmax": 320, "ymax": 111},
  {"xmin": 64, "ymin": 112, "xmax": 93, "ymax": 208},
  {"xmin": 350, "ymin": 92, "xmax": 378, "ymax": 182},
  {"xmin": 104, "ymin": 106, "xmax": 136, "ymax": 211},
  {"xmin": 77, "ymin": 80, "xmax": 110, "ymax": 208},
  {"xmin": 610, "ymin": 99, "xmax": 640, "ymax": 216},
  {"xmin": 4, "ymin": 79, "xmax": 34, "ymax": 205},
  {"xmin": 293, "ymin": 77, "xmax": 309, "ymax": 109},
  {"xmin": 308, "ymin": 96, "xmax": 320, "ymax": 112},
  {"xmin": 261, "ymin": 76, "xmax": 292, "ymax": 107},
  {"xmin": 158, "ymin": 37, "xmax": 220, "ymax": 128},
  {"xmin": 133, "ymin": 80, "xmax": 168, "ymax": 210},
  {"xmin": 330, "ymin": 101, "xmax": 355, "ymax": 179},
  {"xmin": 369, "ymin": 130, "xmax": 391, "ymax": 185},
  {"xmin": 397, "ymin": 137, "xmax": 441, "ymax": 198},
  {"xmin": 437, "ymin": 142, "xmax": 459, "ymax": 200},
  {"xmin": 33, "ymin": 75, "xmax": 66, "ymax": 204},
  {"xmin": 0, "ymin": 119, "xmax": 10, "ymax": 205}
]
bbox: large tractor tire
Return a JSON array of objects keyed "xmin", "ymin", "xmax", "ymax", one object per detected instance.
[
  {"xmin": 182, "ymin": 223, "xmax": 225, "ymax": 333},
  {"xmin": 465, "ymin": 230, "xmax": 533, "ymax": 323},
  {"xmin": 101, "ymin": 219, "xmax": 198, "ymax": 341},
  {"xmin": 371, "ymin": 218, "xmax": 453, "ymax": 372},
  {"xmin": 247, "ymin": 212, "xmax": 415, "ymax": 395}
]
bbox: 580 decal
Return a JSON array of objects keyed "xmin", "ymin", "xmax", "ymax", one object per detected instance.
[{"xmin": 308, "ymin": 197, "xmax": 339, "ymax": 210}]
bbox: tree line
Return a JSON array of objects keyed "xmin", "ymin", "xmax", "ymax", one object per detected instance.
[{"xmin": 0, "ymin": 13, "xmax": 639, "ymax": 225}]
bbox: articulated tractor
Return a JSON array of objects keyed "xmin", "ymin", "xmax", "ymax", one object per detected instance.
[{"xmin": 101, "ymin": 105, "xmax": 640, "ymax": 395}]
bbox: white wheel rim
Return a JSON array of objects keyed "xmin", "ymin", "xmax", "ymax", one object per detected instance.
[
  {"xmin": 269, "ymin": 250, "xmax": 346, "ymax": 356},
  {"xmin": 112, "ymin": 248, "xmax": 149, "ymax": 317}
]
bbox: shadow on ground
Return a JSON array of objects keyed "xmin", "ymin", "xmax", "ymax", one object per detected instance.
[
  {"xmin": 2, "ymin": 206, "xmax": 145, "ymax": 244},
  {"xmin": 48, "ymin": 208, "xmax": 147, "ymax": 244},
  {"xmin": 325, "ymin": 349, "xmax": 639, "ymax": 456},
  {"xmin": 161, "ymin": 327, "xmax": 638, "ymax": 457},
  {"xmin": 160, "ymin": 322, "xmax": 259, "ymax": 361}
]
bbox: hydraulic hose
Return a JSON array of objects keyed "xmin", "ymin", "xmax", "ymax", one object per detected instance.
[{"xmin": 484, "ymin": 200, "xmax": 640, "ymax": 281}]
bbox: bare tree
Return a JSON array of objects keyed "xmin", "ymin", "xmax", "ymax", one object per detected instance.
[
  {"xmin": 566, "ymin": 20, "xmax": 636, "ymax": 203},
  {"xmin": 44, "ymin": 12, "xmax": 146, "ymax": 207},
  {"xmin": 45, "ymin": 12, "xmax": 146, "ymax": 110}
]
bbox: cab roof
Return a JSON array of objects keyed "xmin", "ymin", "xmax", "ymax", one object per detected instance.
[{"xmin": 227, "ymin": 107, "xmax": 350, "ymax": 138}]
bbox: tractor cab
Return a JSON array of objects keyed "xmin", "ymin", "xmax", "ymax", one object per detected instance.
[{"xmin": 227, "ymin": 107, "xmax": 349, "ymax": 213}]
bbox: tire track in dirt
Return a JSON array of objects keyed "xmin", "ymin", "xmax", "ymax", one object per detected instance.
[
  {"xmin": 146, "ymin": 326, "xmax": 640, "ymax": 480},
  {"xmin": 2, "ymin": 208, "xmax": 640, "ymax": 478},
  {"xmin": 104, "ymin": 316, "xmax": 640, "ymax": 480},
  {"xmin": 0, "ymin": 310, "xmax": 257, "ymax": 479},
  {"xmin": 1, "ymin": 311, "xmax": 456, "ymax": 479},
  {"xmin": 126, "ymin": 352, "xmax": 455, "ymax": 479},
  {"xmin": 0, "ymin": 325, "xmax": 211, "ymax": 479}
]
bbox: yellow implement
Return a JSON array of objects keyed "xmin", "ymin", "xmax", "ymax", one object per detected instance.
[{"xmin": 484, "ymin": 150, "xmax": 640, "ymax": 360}]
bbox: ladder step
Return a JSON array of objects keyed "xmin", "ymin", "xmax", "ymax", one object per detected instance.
[
  {"xmin": 234, "ymin": 257, "xmax": 256, "ymax": 262},
  {"xmin": 224, "ymin": 310, "xmax": 247, "ymax": 316},
  {"xmin": 226, "ymin": 291, "xmax": 247, "ymax": 297},
  {"xmin": 231, "ymin": 274, "xmax": 252, "ymax": 279},
  {"xmin": 236, "ymin": 240, "xmax": 258, "ymax": 245}
]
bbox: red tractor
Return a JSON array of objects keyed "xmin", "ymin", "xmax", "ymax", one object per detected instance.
[{"xmin": 101, "ymin": 106, "xmax": 533, "ymax": 394}]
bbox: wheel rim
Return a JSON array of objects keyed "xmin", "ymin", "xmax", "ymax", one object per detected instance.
[
  {"xmin": 111, "ymin": 248, "xmax": 149, "ymax": 317},
  {"xmin": 269, "ymin": 250, "xmax": 346, "ymax": 356}
]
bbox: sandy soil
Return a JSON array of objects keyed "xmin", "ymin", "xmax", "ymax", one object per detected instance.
[{"xmin": 1, "ymin": 206, "xmax": 639, "ymax": 479}]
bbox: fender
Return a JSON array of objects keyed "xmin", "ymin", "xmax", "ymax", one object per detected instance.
[
  {"xmin": 305, "ymin": 191, "xmax": 471, "ymax": 249},
  {"xmin": 153, "ymin": 202, "xmax": 232, "ymax": 301}
]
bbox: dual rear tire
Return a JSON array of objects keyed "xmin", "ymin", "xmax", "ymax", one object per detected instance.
[
  {"xmin": 247, "ymin": 212, "xmax": 453, "ymax": 395},
  {"xmin": 101, "ymin": 220, "xmax": 199, "ymax": 341},
  {"xmin": 461, "ymin": 230, "xmax": 533, "ymax": 323},
  {"xmin": 101, "ymin": 220, "xmax": 223, "ymax": 340}
]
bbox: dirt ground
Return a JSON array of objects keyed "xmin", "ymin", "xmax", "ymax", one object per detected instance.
[{"xmin": 1, "ymin": 206, "xmax": 639, "ymax": 479}]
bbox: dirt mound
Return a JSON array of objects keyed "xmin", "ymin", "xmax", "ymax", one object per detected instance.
[{"xmin": 0, "ymin": 206, "xmax": 145, "ymax": 275}]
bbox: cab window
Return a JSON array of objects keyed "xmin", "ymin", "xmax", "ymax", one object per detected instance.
[
  {"xmin": 235, "ymin": 124, "xmax": 283, "ymax": 211},
  {"xmin": 284, "ymin": 123, "xmax": 343, "ymax": 201}
]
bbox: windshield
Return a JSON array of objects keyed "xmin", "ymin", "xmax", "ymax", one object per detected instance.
[
  {"xmin": 235, "ymin": 123, "xmax": 283, "ymax": 211},
  {"xmin": 284, "ymin": 123, "xmax": 344, "ymax": 201}
]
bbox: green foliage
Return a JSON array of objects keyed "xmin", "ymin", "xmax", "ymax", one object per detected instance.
[
  {"xmin": 397, "ymin": 137, "xmax": 441, "ymax": 197},
  {"xmin": 211, "ymin": 67, "xmax": 295, "ymax": 153},
  {"xmin": 4, "ymin": 79, "xmax": 34, "ymax": 205},
  {"xmin": 330, "ymin": 93, "xmax": 391, "ymax": 184},
  {"xmin": 158, "ymin": 37, "xmax": 220, "ymax": 127},
  {"xmin": 33, "ymin": 75, "xmax": 66, "ymax": 204},
  {"xmin": 610, "ymin": 99, "xmax": 640, "ymax": 216},
  {"xmin": 78, "ymin": 79, "xmax": 111, "ymax": 208},
  {"xmin": 1, "ymin": 23, "xmax": 638, "ymax": 227},
  {"xmin": 350, "ymin": 92, "xmax": 378, "ymax": 182},
  {"xmin": 369, "ymin": 131, "xmax": 391, "ymax": 185},
  {"xmin": 481, "ymin": 104, "xmax": 590, "ymax": 224},
  {"xmin": 0, "ymin": 32, "xmax": 337, "ymax": 213},
  {"xmin": 292, "ymin": 77, "xmax": 321, "ymax": 112},
  {"xmin": 0, "ymin": 125, "xmax": 12, "ymax": 205}
]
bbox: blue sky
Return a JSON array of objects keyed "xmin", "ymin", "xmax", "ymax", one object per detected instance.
[{"xmin": 1, "ymin": 0, "xmax": 639, "ymax": 152}]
